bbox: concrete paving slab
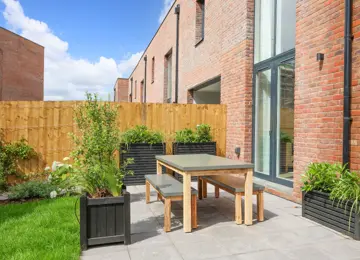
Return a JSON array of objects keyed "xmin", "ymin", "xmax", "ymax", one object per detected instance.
[{"xmin": 81, "ymin": 184, "xmax": 359, "ymax": 260}]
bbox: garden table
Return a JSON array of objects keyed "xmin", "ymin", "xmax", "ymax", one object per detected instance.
[{"xmin": 155, "ymin": 154, "xmax": 254, "ymax": 233}]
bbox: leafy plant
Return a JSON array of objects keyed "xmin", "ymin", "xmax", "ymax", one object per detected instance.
[
  {"xmin": 280, "ymin": 131, "xmax": 293, "ymax": 143},
  {"xmin": 330, "ymin": 170, "xmax": 360, "ymax": 222},
  {"xmin": 70, "ymin": 93, "xmax": 133, "ymax": 198},
  {"xmin": 195, "ymin": 124, "xmax": 212, "ymax": 143},
  {"xmin": 301, "ymin": 162, "xmax": 344, "ymax": 193},
  {"xmin": 8, "ymin": 180, "xmax": 57, "ymax": 200},
  {"xmin": 175, "ymin": 128, "xmax": 196, "ymax": 143},
  {"xmin": 174, "ymin": 124, "xmax": 212, "ymax": 143},
  {"xmin": 0, "ymin": 138, "xmax": 35, "ymax": 190},
  {"xmin": 121, "ymin": 125, "xmax": 164, "ymax": 145}
]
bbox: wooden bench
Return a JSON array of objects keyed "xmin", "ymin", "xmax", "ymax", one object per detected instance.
[
  {"xmin": 199, "ymin": 175, "xmax": 265, "ymax": 224},
  {"xmin": 145, "ymin": 174, "xmax": 198, "ymax": 232}
]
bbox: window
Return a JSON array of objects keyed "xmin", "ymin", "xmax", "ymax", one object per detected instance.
[
  {"xmin": 195, "ymin": 0, "xmax": 205, "ymax": 45},
  {"xmin": 164, "ymin": 51, "xmax": 172, "ymax": 103},
  {"xmin": 151, "ymin": 57, "xmax": 155, "ymax": 83},
  {"xmin": 130, "ymin": 78, "xmax": 133, "ymax": 102},
  {"xmin": 135, "ymin": 80, "xmax": 137, "ymax": 99},
  {"xmin": 140, "ymin": 80, "xmax": 144, "ymax": 103},
  {"xmin": 254, "ymin": 0, "xmax": 296, "ymax": 63}
]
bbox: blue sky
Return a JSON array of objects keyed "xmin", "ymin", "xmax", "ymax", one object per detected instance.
[{"xmin": 0, "ymin": 0, "xmax": 174, "ymax": 100}]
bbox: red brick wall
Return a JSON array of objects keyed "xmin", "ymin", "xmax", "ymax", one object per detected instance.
[
  {"xmin": 114, "ymin": 78, "xmax": 129, "ymax": 102},
  {"xmin": 129, "ymin": 0, "xmax": 253, "ymax": 160},
  {"xmin": 220, "ymin": 0, "xmax": 254, "ymax": 162},
  {"xmin": 0, "ymin": 28, "xmax": 44, "ymax": 101}
]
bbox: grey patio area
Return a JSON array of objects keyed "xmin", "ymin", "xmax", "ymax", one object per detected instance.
[{"xmin": 81, "ymin": 183, "xmax": 360, "ymax": 260}]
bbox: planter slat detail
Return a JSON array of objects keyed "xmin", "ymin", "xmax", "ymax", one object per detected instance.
[
  {"xmin": 120, "ymin": 143, "xmax": 166, "ymax": 185},
  {"xmin": 302, "ymin": 190, "xmax": 359, "ymax": 240},
  {"xmin": 172, "ymin": 142, "xmax": 216, "ymax": 181},
  {"xmin": 80, "ymin": 192, "xmax": 131, "ymax": 250}
]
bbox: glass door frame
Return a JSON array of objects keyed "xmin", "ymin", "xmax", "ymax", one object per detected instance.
[{"xmin": 252, "ymin": 48, "xmax": 295, "ymax": 187}]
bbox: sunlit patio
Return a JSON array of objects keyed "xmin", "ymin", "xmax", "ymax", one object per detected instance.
[{"xmin": 81, "ymin": 183, "xmax": 360, "ymax": 260}]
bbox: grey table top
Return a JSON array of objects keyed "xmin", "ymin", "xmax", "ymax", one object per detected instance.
[{"xmin": 156, "ymin": 154, "xmax": 254, "ymax": 171}]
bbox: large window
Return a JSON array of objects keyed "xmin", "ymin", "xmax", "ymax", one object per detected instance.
[{"xmin": 254, "ymin": 0, "xmax": 296, "ymax": 63}]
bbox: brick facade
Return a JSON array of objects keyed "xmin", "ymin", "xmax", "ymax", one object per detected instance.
[
  {"xmin": 114, "ymin": 78, "xmax": 129, "ymax": 102},
  {"xmin": 0, "ymin": 27, "xmax": 44, "ymax": 101},
  {"xmin": 125, "ymin": 0, "xmax": 360, "ymax": 202}
]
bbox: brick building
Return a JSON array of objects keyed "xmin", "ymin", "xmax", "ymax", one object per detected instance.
[
  {"xmin": 0, "ymin": 27, "xmax": 44, "ymax": 101},
  {"xmin": 114, "ymin": 78, "xmax": 129, "ymax": 102},
  {"xmin": 125, "ymin": 0, "xmax": 360, "ymax": 202}
]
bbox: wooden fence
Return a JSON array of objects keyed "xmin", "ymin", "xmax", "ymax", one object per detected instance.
[{"xmin": 0, "ymin": 102, "xmax": 227, "ymax": 175}]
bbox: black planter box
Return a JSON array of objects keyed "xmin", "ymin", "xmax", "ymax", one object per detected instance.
[
  {"xmin": 80, "ymin": 192, "xmax": 131, "ymax": 250},
  {"xmin": 302, "ymin": 190, "xmax": 360, "ymax": 240},
  {"xmin": 172, "ymin": 142, "xmax": 216, "ymax": 181},
  {"xmin": 120, "ymin": 143, "xmax": 166, "ymax": 185}
]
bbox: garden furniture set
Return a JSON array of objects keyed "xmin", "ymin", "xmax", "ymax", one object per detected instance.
[{"xmin": 145, "ymin": 154, "xmax": 264, "ymax": 233}]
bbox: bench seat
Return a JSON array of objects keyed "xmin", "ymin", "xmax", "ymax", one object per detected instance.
[
  {"xmin": 145, "ymin": 174, "xmax": 198, "ymax": 198},
  {"xmin": 200, "ymin": 175, "xmax": 264, "ymax": 193},
  {"xmin": 145, "ymin": 174, "xmax": 197, "ymax": 232},
  {"xmin": 199, "ymin": 175, "xmax": 265, "ymax": 224}
]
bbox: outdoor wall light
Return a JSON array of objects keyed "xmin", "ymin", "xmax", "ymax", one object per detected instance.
[
  {"xmin": 235, "ymin": 147, "xmax": 241, "ymax": 158},
  {"xmin": 316, "ymin": 53, "xmax": 325, "ymax": 61}
]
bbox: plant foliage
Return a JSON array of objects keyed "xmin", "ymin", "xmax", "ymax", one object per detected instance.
[
  {"xmin": 330, "ymin": 170, "xmax": 360, "ymax": 219},
  {"xmin": 121, "ymin": 125, "xmax": 164, "ymax": 145},
  {"xmin": 301, "ymin": 162, "xmax": 344, "ymax": 193},
  {"xmin": 70, "ymin": 93, "xmax": 133, "ymax": 198},
  {"xmin": 0, "ymin": 138, "xmax": 35, "ymax": 190},
  {"xmin": 280, "ymin": 131, "xmax": 293, "ymax": 143},
  {"xmin": 174, "ymin": 128, "xmax": 196, "ymax": 143},
  {"xmin": 8, "ymin": 180, "xmax": 57, "ymax": 200},
  {"xmin": 174, "ymin": 124, "xmax": 212, "ymax": 143}
]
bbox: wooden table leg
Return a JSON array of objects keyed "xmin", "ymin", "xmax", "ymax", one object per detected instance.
[
  {"xmin": 198, "ymin": 177, "xmax": 203, "ymax": 200},
  {"xmin": 183, "ymin": 173, "xmax": 192, "ymax": 232},
  {"xmin": 157, "ymin": 160, "xmax": 162, "ymax": 175},
  {"xmin": 145, "ymin": 181, "xmax": 150, "ymax": 204},
  {"xmin": 244, "ymin": 169, "xmax": 253, "ymax": 225}
]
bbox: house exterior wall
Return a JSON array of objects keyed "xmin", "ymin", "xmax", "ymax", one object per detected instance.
[
  {"xmin": 0, "ymin": 27, "xmax": 44, "ymax": 101},
  {"xmin": 114, "ymin": 78, "xmax": 129, "ymax": 102},
  {"xmin": 128, "ymin": 0, "xmax": 360, "ymax": 202}
]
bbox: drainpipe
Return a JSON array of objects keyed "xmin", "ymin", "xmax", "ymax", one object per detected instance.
[
  {"xmin": 174, "ymin": 4, "xmax": 180, "ymax": 103},
  {"xmin": 343, "ymin": 0, "xmax": 353, "ymax": 169},
  {"xmin": 144, "ymin": 55, "xmax": 147, "ymax": 103}
]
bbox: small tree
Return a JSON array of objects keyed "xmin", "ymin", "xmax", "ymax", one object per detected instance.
[{"xmin": 70, "ymin": 93, "xmax": 132, "ymax": 198}]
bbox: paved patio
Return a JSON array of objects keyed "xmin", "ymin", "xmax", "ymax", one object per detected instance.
[{"xmin": 81, "ymin": 183, "xmax": 360, "ymax": 260}]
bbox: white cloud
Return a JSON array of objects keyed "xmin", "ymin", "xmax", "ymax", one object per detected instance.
[
  {"xmin": 2, "ymin": 0, "xmax": 143, "ymax": 101},
  {"xmin": 158, "ymin": 0, "xmax": 174, "ymax": 24}
]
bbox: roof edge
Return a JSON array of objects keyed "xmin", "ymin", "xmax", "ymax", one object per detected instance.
[
  {"xmin": 128, "ymin": 0, "xmax": 178, "ymax": 79},
  {"xmin": 0, "ymin": 27, "xmax": 45, "ymax": 48}
]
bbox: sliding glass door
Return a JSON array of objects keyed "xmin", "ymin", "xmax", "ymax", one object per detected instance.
[{"xmin": 253, "ymin": 50, "xmax": 294, "ymax": 187}]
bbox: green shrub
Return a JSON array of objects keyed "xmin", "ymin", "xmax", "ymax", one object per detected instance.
[
  {"xmin": 175, "ymin": 124, "xmax": 212, "ymax": 143},
  {"xmin": 195, "ymin": 124, "xmax": 212, "ymax": 143},
  {"xmin": 70, "ymin": 93, "xmax": 133, "ymax": 198},
  {"xmin": 8, "ymin": 181, "xmax": 57, "ymax": 200},
  {"xmin": 0, "ymin": 138, "xmax": 35, "ymax": 190},
  {"xmin": 175, "ymin": 128, "xmax": 196, "ymax": 143},
  {"xmin": 121, "ymin": 125, "xmax": 164, "ymax": 145},
  {"xmin": 330, "ymin": 170, "xmax": 360, "ymax": 217},
  {"xmin": 301, "ymin": 162, "xmax": 344, "ymax": 193}
]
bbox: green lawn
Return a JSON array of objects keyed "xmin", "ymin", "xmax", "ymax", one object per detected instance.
[{"xmin": 0, "ymin": 197, "xmax": 80, "ymax": 260}]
